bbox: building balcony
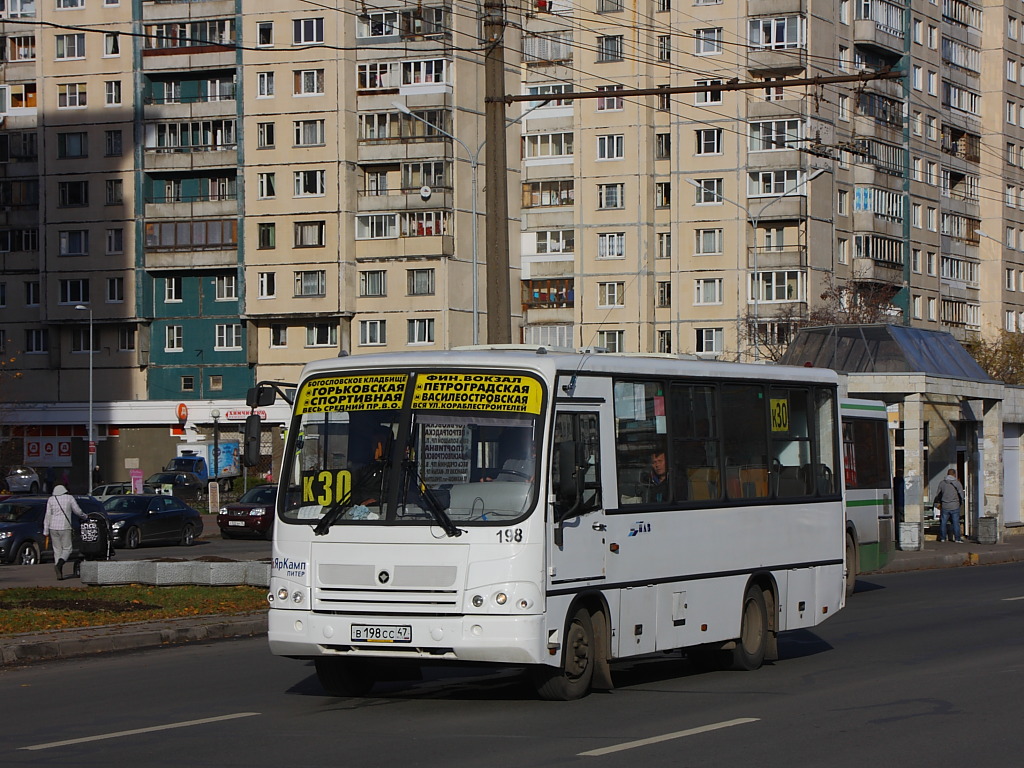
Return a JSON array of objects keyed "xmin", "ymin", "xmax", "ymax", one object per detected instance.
[
  {"xmin": 141, "ymin": 49, "xmax": 236, "ymax": 72},
  {"xmin": 353, "ymin": 235, "xmax": 454, "ymax": 260},
  {"xmin": 747, "ymin": 0, "xmax": 806, "ymax": 15},
  {"xmin": 746, "ymin": 47, "xmax": 806, "ymax": 76},
  {"xmin": 853, "ymin": 257, "xmax": 903, "ymax": 284},
  {"xmin": 143, "ymin": 148, "xmax": 237, "ymax": 170},
  {"xmin": 746, "ymin": 245, "xmax": 807, "ymax": 269},
  {"xmin": 356, "ymin": 187, "xmax": 454, "ymax": 212},
  {"xmin": 853, "ymin": 18, "xmax": 905, "ymax": 56},
  {"xmin": 144, "ymin": 198, "xmax": 238, "ymax": 218},
  {"xmin": 852, "ymin": 211, "xmax": 903, "ymax": 240},
  {"xmin": 143, "ymin": 98, "xmax": 236, "ymax": 121},
  {"xmin": 144, "ymin": 246, "xmax": 238, "ymax": 271}
]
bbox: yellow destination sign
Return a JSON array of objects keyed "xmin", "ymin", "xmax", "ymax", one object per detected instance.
[
  {"xmin": 296, "ymin": 375, "xmax": 408, "ymax": 414},
  {"xmin": 412, "ymin": 373, "xmax": 543, "ymax": 414}
]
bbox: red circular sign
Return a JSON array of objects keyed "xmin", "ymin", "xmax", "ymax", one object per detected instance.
[{"xmin": 176, "ymin": 403, "xmax": 189, "ymax": 422}]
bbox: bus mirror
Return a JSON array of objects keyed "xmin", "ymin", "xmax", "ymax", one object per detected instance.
[
  {"xmin": 246, "ymin": 385, "xmax": 276, "ymax": 408},
  {"xmin": 243, "ymin": 414, "xmax": 262, "ymax": 467}
]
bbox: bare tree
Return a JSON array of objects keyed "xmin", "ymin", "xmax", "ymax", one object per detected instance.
[{"xmin": 964, "ymin": 331, "xmax": 1024, "ymax": 384}]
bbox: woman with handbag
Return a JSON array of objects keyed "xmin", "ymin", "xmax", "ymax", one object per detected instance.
[{"xmin": 43, "ymin": 484, "xmax": 88, "ymax": 580}]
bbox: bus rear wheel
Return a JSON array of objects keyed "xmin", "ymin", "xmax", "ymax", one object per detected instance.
[
  {"xmin": 530, "ymin": 607, "xmax": 595, "ymax": 700},
  {"xmin": 314, "ymin": 658, "xmax": 375, "ymax": 697},
  {"xmin": 728, "ymin": 584, "xmax": 768, "ymax": 671}
]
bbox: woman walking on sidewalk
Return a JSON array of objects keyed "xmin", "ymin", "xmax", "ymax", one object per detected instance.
[{"xmin": 43, "ymin": 485, "xmax": 88, "ymax": 580}]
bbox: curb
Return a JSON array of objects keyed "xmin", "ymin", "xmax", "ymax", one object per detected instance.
[
  {"xmin": 0, "ymin": 612, "xmax": 267, "ymax": 666},
  {"xmin": 871, "ymin": 545, "xmax": 1024, "ymax": 574}
]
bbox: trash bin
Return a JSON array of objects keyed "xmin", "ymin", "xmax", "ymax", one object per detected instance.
[
  {"xmin": 898, "ymin": 521, "xmax": 922, "ymax": 551},
  {"xmin": 977, "ymin": 516, "xmax": 999, "ymax": 545}
]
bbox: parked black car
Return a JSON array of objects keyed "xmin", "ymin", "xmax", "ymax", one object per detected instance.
[
  {"xmin": 0, "ymin": 495, "xmax": 104, "ymax": 565},
  {"xmin": 102, "ymin": 494, "xmax": 204, "ymax": 549},
  {"xmin": 217, "ymin": 484, "xmax": 277, "ymax": 540}
]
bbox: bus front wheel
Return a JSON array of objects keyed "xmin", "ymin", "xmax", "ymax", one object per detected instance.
[
  {"xmin": 728, "ymin": 584, "xmax": 768, "ymax": 671},
  {"xmin": 314, "ymin": 658, "xmax": 375, "ymax": 697},
  {"xmin": 530, "ymin": 607, "xmax": 595, "ymax": 700}
]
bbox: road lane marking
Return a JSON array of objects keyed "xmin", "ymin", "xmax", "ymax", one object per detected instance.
[
  {"xmin": 20, "ymin": 712, "xmax": 261, "ymax": 751},
  {"xmin": 1003, "ymin": 596, "xmax": 1024, "ymax": 601},
  {"xmin": 578, "ymin": 717, "xmax": 760, "ymax": 757}
]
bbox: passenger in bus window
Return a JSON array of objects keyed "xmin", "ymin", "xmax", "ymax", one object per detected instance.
[{"xmin": 644, "ymin": 448, "xmax": 671, "ymax": 503}]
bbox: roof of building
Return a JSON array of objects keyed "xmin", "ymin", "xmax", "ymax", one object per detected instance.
[{"xmin": 779, "ymin": 324, "xmax": 992, "ymax": 381}]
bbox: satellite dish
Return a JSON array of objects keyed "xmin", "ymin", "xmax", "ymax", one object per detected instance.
[{"xmin": 420, "ymin": 186, "xmax": 432, "ymax": 200}]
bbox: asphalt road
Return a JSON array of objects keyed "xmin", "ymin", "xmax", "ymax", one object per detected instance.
[{"xmin": 3, "ymin": 562, "xmax": 1024, "ymax": 767}]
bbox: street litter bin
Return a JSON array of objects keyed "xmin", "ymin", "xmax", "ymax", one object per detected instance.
[
  {"xmin": 977, "ymin": 516, "xmax": 999, "ymax": 545},
  {"xmin": 898, "ymin": 521, "xmax": 921, "ymax": 551}
]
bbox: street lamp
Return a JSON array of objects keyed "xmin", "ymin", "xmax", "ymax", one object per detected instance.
[
  {"xmin": 74, "ymin": 304, "xmax": 94, "ymax": 486},
  {"xmin": 392, "ymin": 100, "xmax": 549, "ymax": 345},
  {"xmin": 687, "ymin": 167, "xmax": 827, "ymax": 361}
]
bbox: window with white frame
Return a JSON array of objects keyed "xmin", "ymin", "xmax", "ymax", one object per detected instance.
[
  {"xmin": 71, "ymin": 326, "xmax": 97, "ymax": 354},
  {"xmin": 359, "ymin": 270, "xmax": 387, "ymax": 297},
  {"xmin": 751, "ymin": 269, "xmax": 806, "ymax": 302},
  {"xmin": 657, "ymin": 330, "xmax": 672, "ymax": 353},
  {"xmin": 118, "ymin": 326, "xmax": 135, "ymax": 352},
  {"xmin": 696, "ymin": 228, "xmax": 723, "ymax": 255},
  {"xmin": 215, "ymin": 323, "xmax": 242, "ymax": 350},
  {"xmin": 694, "ymin": 178, "xmax": 723, "ymax": 203},
  {"xmin": 258, "ymin": 173, "xmax": 276, "ymax": 199},
  {"xmin": 407, "ymin": 268, "xmax": 435, "ymax": 295},
  {"xmin": 597, "ymin": 35, "xmax": 623, "ymax": 61},
  {"xmin": 657, "ymin": 231, "xmax": 671, "ymax": 259},
  {"xmin": 523, "ymin": 132, "xmax": 574, "ymax": 158},
  {"xmin": 657, "ymin": 35, "xmax": 671, "ymax": 61},
  {"xmin": 306, "ymin": 323, "xmax": 337, "ymax": 347},
  {"xmin": 535, "ymin": 229, "xmax": 575, "ymax": 254},
  {"xmin": 655, "ymin": 133, "xmax": 671, "ymax": 159},
  {"xmin": 407, "ymin": 318, "xmax": 435, "ymax": 344},
  {"xmin": 597, "ymin": 183, "xmax": 625, "ymax": 209},
  {"xmin": 597, "ymin": 330, "xmax": 624, "ymax": 352},
  {"xmin": 106, "ymin": 277, "xmax": 123, "ymax": 303},
  {"xmin": 58, "ymin": 83, "xmax": 87, "ymax": 108},
  {"xmin": 59, "ymin": 230, "xmax": 88, "ymax": 256},
  {"xmin": 696, "ymin": 128, "xmax": 722, "ymax": 155},
  {"xmin": 596, "ymin": 85, "xmax": 624, "ymax": 110},
  {"xmin": 655, "ymin": 182, "xmax": 670, "ymax": 207},
  {"xmin": 695, "ymin": 28, "xmax": 723, "ymax": 55},
  {"xmin": 25, "ymin": 329, "xmax": 48, "ymax": 354},
  {"xmin": 257, "ymin": 72, "xmax": 275, "ymax": 97},
  {"xmin": 402, "ymin": 59, "xmax": 449, "ymax": 85},
  {"xmin": 598, "ymin": 232, "xmax": 625, "ymax": 259},
  {"xmin": 356, "ymin": 11, "xmax": 399, "ymax": 38},
  {"xmin": 597, "ymin": 134, "xmax": 624, "ymax": 159},
  {"xmin": 164, "ymin": 276, "xmax": 182, "ymax": 302},
  {"xmin": 215, "ymin": 275, "xmax": 237, "ymax": 300},
  {"xmin": 105, "ymin": 81, "xmax": 121, "ymax": 106},
  {"xmin": 25, "ymin": 281, "xmax": 40, "ymax": 306},
  {"xmin": 58, "ymin": 279, "xmax": 89, "ymax": 304},
  {"xmin": 695, "ymin": 328, "xmax": 723, "ymax": 353},
  {"xmin": 747, "ymin": 169, "xmax": 799, "ymax": 197},
  {"xmin": 270, "ymin": 324, "xmax": 287, "ymax": 347},
  {"xmin": 294, "ymin": 69, "xmax": 325, "ymax": 95},
  {"xmin": 748, "ymin": 16, "xmax": 803, "ymax": 49},
  {"xmin": 358, "ymin": 63, "xmax": 394, "ymax": 90},
  {"xmin": 293, "ymin": 17, "xmax": 324, "ymax": 45},
  {"xmin": 749, "ymin": 119, "xmax": 801, "ymax": 151},
  {"xmin": 657, "ymin": 281, "xmax": 671, "ymax": 307},
  {"xmin": 294, "ymin": 270, "xmax": 326, "ymax": 297},
  {"xmin": 55, "ymin": 34, "xmax": 86, "ymax": 60},
  {"xmin": 597, "ymin": 281, "xmax": 625, "ymax": 307},
  {"xmin": 258, "ymin": 272, "xmax": 276, "ymax": 298},
  {"xmin": 694, "ymin": 277, "xmax": 724, "ymax": 304},
  {"xmin": 294, "ymin": 119, "xmax": 325, "ymax": 146},
  {"xmin": 355, "ymin": 214, "xmax": 398, "ymax": 239},
  {"xmin": 257, "ymin": 21, "xmax": 274, "ymax": 46},
  {"xmin": 165, "ymin": 325, "xmax": 183, "ymax": 352},
  {"xmin": 360, "ymin": 319, "xmax": 386, "ymax": 346},
  {"xmin": 293, "ymin": 169, "xmax": 325, "ymax": 197},
  {"xmin": 695, "ymin": 79, "xmax": 723, "ymax": 105},
  {"xmin": 294, "ymin": 221, "xmax": 325, "ymax": 247},
  {"xmin": 106, "ymin": 228, "xmax": 123, "ymax": 254}
]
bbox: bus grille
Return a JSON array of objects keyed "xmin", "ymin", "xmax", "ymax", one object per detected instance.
[{"xmin": 313, "ymin": 587, "xmax": 460, "ymax": 615}]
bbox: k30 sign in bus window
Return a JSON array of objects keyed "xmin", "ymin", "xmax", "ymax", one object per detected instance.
[
  {"xmin": 412, "ymin": 373, "xmax": 544, "ymax": 414},
  {"xmin": 295, "ymin": 374, "xmax": 408, "ymax": 413}
]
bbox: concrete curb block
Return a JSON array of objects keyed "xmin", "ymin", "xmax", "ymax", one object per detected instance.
[
  {"xmin": 872, "ymin": 547, "xmax": 1024, "ymax": 574},
  {"xmin": 0, "ymin": 612, "xmax": 267, "ymax": 666},
  {"xmin": 79, "ymin": 560, "xmax": 270, "ymax": 587}
]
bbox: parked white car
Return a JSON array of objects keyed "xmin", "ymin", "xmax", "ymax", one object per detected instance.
[{"xmin": 1, "ymin": 466, "xmax": 40, "ymax": 494}]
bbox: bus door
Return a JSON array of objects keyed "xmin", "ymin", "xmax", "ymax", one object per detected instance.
[{"xmin": 550, "ymin": 410, "xmax": 606, "ymax": 584}]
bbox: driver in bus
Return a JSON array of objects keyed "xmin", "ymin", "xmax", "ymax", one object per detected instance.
[{"xmin": 644, "ymin": 448, "xmax": 671, "ymax": 503}]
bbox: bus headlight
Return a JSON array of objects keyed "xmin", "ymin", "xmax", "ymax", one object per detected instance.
[
  {"xmin": 277, "ymin": 587, "xmax": 290, "ymax": 601},
  {"xmin": 472, "ymin": 594, "xmax": 485, "ymax": 607},
  {"xmin": 494, "ymin": 592, "xmax": 508, "ymax": 606},
  {"xmin": 292, "ymin": 590, "xmax": 304, "ymax": 605}
]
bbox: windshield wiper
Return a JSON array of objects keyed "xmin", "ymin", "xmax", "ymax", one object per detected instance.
[
  {"xmin": 312, "ymin": 461, "xmax": 386, "ymax": 536},
  {"xmin": 401, "ymin": 459, "xmax": 462, "ymax": 538}
]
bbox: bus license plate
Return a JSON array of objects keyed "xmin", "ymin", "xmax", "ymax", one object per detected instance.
[{"xmin": 351, "ymin": 625, "xmax": 412, "ymax": 643}]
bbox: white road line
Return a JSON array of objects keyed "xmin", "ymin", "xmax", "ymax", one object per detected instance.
[
  {"xmin": 578, "ymin": 717, "xmax": 760, "ymax": 757},
  {"xmin": 1003, "ymin": 596, "xmax": 1024, "ymax": 601},
  {"xmin": 20, "ymin": 712, "xmax": 261, "ymax": 751}
]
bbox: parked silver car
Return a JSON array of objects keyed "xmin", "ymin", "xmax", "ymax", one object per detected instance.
[{"xmin": 1, "ymin": 466, "xmax": 41, "ymax": 494}]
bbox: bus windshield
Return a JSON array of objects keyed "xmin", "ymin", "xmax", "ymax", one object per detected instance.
[{"xmin": 280, "ymin": 370, "xmax": 545, "ymax": 527}]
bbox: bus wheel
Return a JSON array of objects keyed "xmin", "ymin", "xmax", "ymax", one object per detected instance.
[
  {"xmin": 844, "ymin": 533, "xmax": 858, "ymax": 599},
  {"xmin": 530, "ymin": 607, "xmax": 595, "ymax": 700},
  {"xmin": 314, "ymin": 658, "xmax": 375, "ymax": 697},
  {"xmin": 728, "ymin": 584, "xmax": 768, "ymax": 671}
]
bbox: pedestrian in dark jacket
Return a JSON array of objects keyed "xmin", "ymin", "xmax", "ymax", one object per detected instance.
[{"xmin": 935, "ymin": 468, "xmax": 966, "ymax": 543}]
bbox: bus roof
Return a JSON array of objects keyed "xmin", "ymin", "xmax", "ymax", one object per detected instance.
[{"xmin": 297, "ymin": 348, "xmax": 840, "ymax": 387}]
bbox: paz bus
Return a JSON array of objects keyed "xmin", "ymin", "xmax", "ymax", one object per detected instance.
[
  {"xmin": 840, "ymin": 398, "xmax": 895, "ymax": 595},
  {"xmin": 246, "ymin": 348, "xmax": 847, "ymax": 700}
]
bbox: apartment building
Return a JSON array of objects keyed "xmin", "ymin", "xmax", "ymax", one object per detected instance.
[{"xmin": 0, "ymin": 0, "xmax": 1020, "ymax": 480}]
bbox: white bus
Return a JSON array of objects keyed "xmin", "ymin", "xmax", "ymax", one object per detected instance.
[
  {"xmin": 249, "ymin": 348, "xmax": 846, "ymax": 700},
  {"xmin": 840, "ymin": 398, "xmax": 895, "ymax": 595}
]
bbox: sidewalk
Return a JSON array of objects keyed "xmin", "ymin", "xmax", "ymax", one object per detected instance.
[{"xmin": 4, "ymin": 533, "xmax": 1024, "ymax": 666}]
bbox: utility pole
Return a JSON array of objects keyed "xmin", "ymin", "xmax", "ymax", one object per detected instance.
[{"xmin": 483, "ymin": 0, "xmax": 512, "ymax": 344}]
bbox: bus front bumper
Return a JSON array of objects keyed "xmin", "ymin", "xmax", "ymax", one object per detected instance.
[{"xmin": 268, "ymin": 609, "xmax": 550, "ymax": 665}]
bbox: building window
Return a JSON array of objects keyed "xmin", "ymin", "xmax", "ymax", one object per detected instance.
[
  {"xmin": 657, "ymin": 330, "xmax": 672, "ymax": 353},
  {"xmin": 294, "ymin": 221, "xmax": 326, "ymax": 247},
  {"xmin": 657, "ymin": 35, "xmax": 671, "ymax": 62},
  {"xmin": 257, "ymin": 22, "xmax": 274, "ymax": 47},
  {"xmin": 657, "ymin": 232, "xmax": 671, "ymax": 259},
  {"xmin": 293, "ymin": 170, "xmax": 325, "ymax": 197},
  {"xmin": 165, "ymin": 325, "xmax": 184, "ymax": 352},
  {"xmin": 751, "ymin": 270, "xmax": 806, "ymax": 302},
  {"xmin": 695, "ymin": 79, "xmax": 723, "ymax": 105},
  {"xmin": 215, "ymin": 323, "xmax": 242, "ymax": 350},
  {"xmin": 596, "ymin": 85, "xmax": 623, "ymax": 111},
  {"xmin": 696, "ymin": 228, "xmax": 723, "ymax": 255},
  {"xmin": 294, "ymin": 270, "xmax": 326, "ymax": 297},
  {"xmin": 359, "ymin": 270, "xmax": 387, "ymax": 297},
  {"xmin": 747, "ymin": 169, "xmax": 800, "ymax": 197},
  {"xmin": 25, "ymin": 329, "xmax": 48, "ymax": 354},
  {"xmin": 293, "ymin": 17, "xmax": 325, "ymax": 45},
  {"xmin": 257, "ymin": 173, "xmax": 276, "ymax": 199},
  {"xmin": 596, "ymin": 134, "xmax": 625, "ymax": 160},
  {"xmin": 597, "ymin": 35, "xmax": 623, "ymax": 61},
  {"xmin": 695, "ymin": 278, "xmax": 723, "ymax": 304},
  {"xmin": 597, "ymin": 232, "xmax": 626, "ymax": 259},
  {"xmin": 215, "ymin": 275, "xmax": 237, "ymax": 301},
  {"xmin": 695, "ymin": 328, "xmax": 723, "ymax": 354},
  {"xmin": 598, "ymin": 281, "xmax": 625, "ymax": 307},
  {"xmin": 105, "ymin": 179, "xmax": 123, "ymax": 205},
  {"xmin": 209, "ymin": 375, "xmax": 224, "ymax": 392},
  {"xmin": 657, "ymin": 281, "xmax": 671, "ymax": 308},
  {"xmin": 695, "ymin": 28, "xmax": 723, "ymax": 55},
  {"xmin": 655, "ymin": 182, "xmax": 671, "ymax": 208},
  {"xmin": 696, "ymin": 128, "xmax": 722, "ymax": 155},
  {"xmin": 356, "ymin": 214, "xmax": 398, "ymax": 239},
  {"xmin": 258, "ymin": 122, "xmax": 275, "ymax": 148},
  {"xmin": 294, "ymin": 119, "xmax": 325, "ymax": 146},
  {"xmin": 407, "ymin": 318, "xmax": 435, "ymax": 344},
  {"xmin": 58, "ymin": 83, "xmax": 87, "ymax": 108},
  {"xmin": 165, "ymin": 277, "xmax": 182, "ymax": 302},
  {"xmin": 57, "ymin": 180, "xmax": 88, "ymax": 207},
  {"xmin": 306, "ymin": 323, "xmax": 337, "ymax": 347},
  {"xmin": 694, "ymin": 178, "xmax": 723, "ymax": 204},
  {"xmin": 181, "ymin": 376, "xmax": 195, "ymax": 392},
  {"xmin": 257, "ymin": 223, "xmax": 276, "ymax": 249},
  {"xmin": 270, "ymin": 324, "xmax": 287, "ymax": 347},
  {"xmin": 9, "ymin": 35, "xmax": 35, "ymax": 61},
  {"xmin": 258, "ymin": 272, "xmax": 276, "ymax": 298},
  {"xmin": 25, "ymin": 281, "xmax": 40, "ymax": 306},
  {"xmin": 597, "ymin": 183, "xmax": 625, "ymax": 209},
  {"xmin": 655, "ymin": 133, "xmax": 671, "ymax": 159},
  {"xmin": 106, "ymin": 277, "xmax": 124, "ymax": 303},
  {"xmin": 360, "ymin": 319, "xmax": 387, "ymax": 346},
  {"xmin": 596, "ymin": 330, "xmax": 624, "ymax": 352},
  {"xmin": 257, "ymin": 72, "xmax": 275, "ymax": 98},
  {"xmin": 105, "ymin": 81, "xmax": 122, "ymax": 106},
  {"xmin": 105, "ymin": 130, "xmax": 123, "ymax": 157},
  {"xmin": 106, "ymin": 228, "xmax": 123, "ymax": 254},
  {"xmin": 118, "ymin": 326, "xmax": 135, "ymax": 352},
  {"xmin": 59, "ymin": 230, "xmax": 89, "ymax": 256},
  {"xmin": 408, "ymin": 268, "xmax": 435, "ymax": 295},
  {"xmin": 749, "ymin": 119, "xmax": 801, "ymax": 151},
  {"xmin": 55, "ymin": 34, "xmax": 86, "ymax": 60},
  {"xmin": 59, "ymin": 279, "xmax": 89, "ymax": 304},
  {"xmin": 57, "ymin": 132, "xmax": 88, "ymax": 159},
  {"xmin": 294, "ymin": 69, "xmax": 325, "ymax": 95},
  {"xmin": 71, "ymin": 326, "xmax": 98, "ymax": 353}
]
